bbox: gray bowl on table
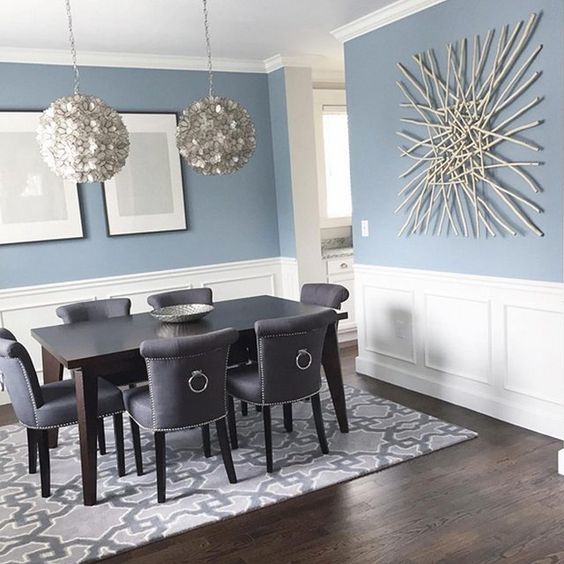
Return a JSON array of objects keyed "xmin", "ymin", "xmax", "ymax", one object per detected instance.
[{"xmin": 150, "ymin": 304, "xmax": 214, "ymax": 324}]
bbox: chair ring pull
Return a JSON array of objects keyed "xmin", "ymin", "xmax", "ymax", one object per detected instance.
[
  {"xmin": 296, "ymin": 349, "xmax": 312, "ymax": 371},
  {"xmin": 188, "ymin": 370, "xmax": 208, "ymax": 393}
]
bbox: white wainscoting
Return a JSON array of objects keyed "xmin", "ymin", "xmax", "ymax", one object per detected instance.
[
  {"xmin": 355, "ymin": 264, "xmax": 564, "ymax": 441},
  {"xmin": 0, "ymin": 257, "xmax": 300, "ymax": 405}
]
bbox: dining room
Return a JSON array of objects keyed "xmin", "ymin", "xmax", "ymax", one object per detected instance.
[{"xmin": 0, "ymin": 0, "xmax": 563, "ymax": 562}]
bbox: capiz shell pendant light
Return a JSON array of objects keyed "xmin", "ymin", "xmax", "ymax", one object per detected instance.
[
  {"xmin": 176, "ymin": 0, "xmax": 256, "ymax": 175},
  {"xmin": 37, "ymin": 0, "xmax": 129, "ymax": 182}
]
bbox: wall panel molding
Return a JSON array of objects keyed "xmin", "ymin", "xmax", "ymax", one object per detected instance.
[
  {"xmin": 355, "ymin": 263, "xmax": 564, "ymax": 440},
  {"xmin": 0, "ymin": 257, "xmax": 298, "ymax": 405}
]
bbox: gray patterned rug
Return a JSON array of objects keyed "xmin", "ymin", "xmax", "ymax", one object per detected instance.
[{"xmin": 0, "ymin": 385, "xmax": 476, "ymax": 563}]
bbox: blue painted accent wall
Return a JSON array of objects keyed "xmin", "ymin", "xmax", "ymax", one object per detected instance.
[
  {"xmin": 0, "ymin": 63, "xmax": 281, "ymax": 288},
  {"xmin": 268, "ymin": 69, "xmax": 296, "ymax": 258},
  {"xmin": 345, "ymin": 0, "xmax": 564, "ymax": 282}
]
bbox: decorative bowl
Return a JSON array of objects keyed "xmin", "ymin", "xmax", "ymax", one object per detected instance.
[{"xmin": 150, "ymin": 304, "xmax": 214, "ymax": 324}]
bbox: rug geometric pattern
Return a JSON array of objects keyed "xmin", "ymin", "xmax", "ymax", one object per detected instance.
[{"xmin": 0, "ymin": 385, "xmax": 477, "ymax": 563}]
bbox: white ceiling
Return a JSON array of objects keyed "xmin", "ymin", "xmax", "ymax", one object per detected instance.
[{"xmin": 0, "ymin": 0, "xmax": 395, "ymax": 77}]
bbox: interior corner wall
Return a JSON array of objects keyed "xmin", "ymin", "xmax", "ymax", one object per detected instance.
[
  {"xmin": 345, "ymin": 0, "xmax": 564, "ymax": 443},
  {"xmin": 344, "ymin": 0, "xmax": 564, "ymax": 282},
  {"xmin": 283, "ymin": 67, "xmax": 324, "ymax": 285},
  {"xmin": 268, "ymin": 68, "xmax": 297, "ymax": 259},
  {"xmin": 0, "ymin": 63, "xmax": 281, "ymax": 289}
]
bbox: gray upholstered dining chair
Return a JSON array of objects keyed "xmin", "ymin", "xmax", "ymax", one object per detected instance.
[
  {"xmin": 147, "ymin": 288, "xmax": 213, "ymax": 310},
  {"xmin": 0, "ymin": 328, "xmax": 125, "ymax": 497},
  {"xmin": 123, "ymin": 328, "xmax": 239, "ymax": 503},
  {"xmin": 300, "ymin": 283, "xmax": 350, "ymax": 310},
  {"xmin": 282, "ymin": 282, "xmax": 351, "ymax": 429},
  {"xmin": 147, "ymin": 287, "xmax": 255, "ymax": 388},
  {"xmin": 56, "ymin": 298, "xmax": 146, "ymax": 464},
  {"xmin": 226, "ymin": 309, "xmax": 337, "ymax": 473}
]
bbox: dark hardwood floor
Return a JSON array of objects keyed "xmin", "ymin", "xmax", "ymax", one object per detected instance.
[{"xmin": 2, "ymin": 344, "xmax": 563, "ymax": 563}]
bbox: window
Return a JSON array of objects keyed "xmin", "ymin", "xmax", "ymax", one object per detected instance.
[{"xmin": 313, "ymin": 90, "xmax": 352, "ymax": 228}]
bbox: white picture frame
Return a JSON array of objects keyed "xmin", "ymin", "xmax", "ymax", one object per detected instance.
[
  {"xmin": 103, "ymin": 113, "xmax": 187, "ymax": 236},
  {"xmin": 0, "ymin": 112, "xmax": 83, "ymax": 245}
]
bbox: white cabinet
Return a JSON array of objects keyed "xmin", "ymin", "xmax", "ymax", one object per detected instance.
[{"xmin": 325, "ymin": 256, "xmax": 356, "ymax": 340}]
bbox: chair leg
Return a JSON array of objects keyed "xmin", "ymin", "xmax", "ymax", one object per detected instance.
[
  {"xmin": 215, "ymin": 418, "xmax": 237, "ymax": 484},
  {"xmin": 202, "ymin": 424, "xmax": 211, "ymax": 458},
  {"xmin": 262, "ymin": 406, "xmax": 273, "ymax": 473},
  {"xmin": 129, "ymin": 417, "xmax": 144, "ymax": 476},
  {"xmin": 27, "ymin": 428, "xmax": 38, "ymax": 474},
  {"xmin": 283, "ymin": 403, "xmax": 293, "ymax": 433},
  {"xmin": 311, "ymin": 393, "xmax": 329, "ymax": 454},
  {"xmin": 37, "ymin": 430, "xmax": 51, "ymax": 498},
  {"xmin": 113, "ymin": 414, "xmax": 126, "ymax": 477},
  {"xmin": 227, "ymin": 395, "xmax": 239, "ymax": 450},
  {"xmin": 241, "ymin": 401, "xmax": 248, "ymax": 416},
  {"xmin": 97, "ymin": 418, "xmax": 107, "ymax": 455},
  {"xmin": 155, "ymin": 432, "xmax": 166, "ymax": 503}
]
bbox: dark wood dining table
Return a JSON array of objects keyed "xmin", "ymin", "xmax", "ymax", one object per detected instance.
[{"xmin": 31, "ymin": 295, "xmax": 349, "ymax": 506}]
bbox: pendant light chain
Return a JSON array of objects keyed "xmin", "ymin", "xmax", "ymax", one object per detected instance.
[
  {"xmin": 202, "ymin": 0, "xmax": 214, "ymax": 98},
  {"xmin": 176, "ymin": 0, "xmax": 256, "ymax": 175},
  {"xmin": 65, "ymin": 0, "xmax": 80, "ymax": 94},
  {"xmin": 37, "ymin": 0, "xmax": 130, "ymax": 182}
]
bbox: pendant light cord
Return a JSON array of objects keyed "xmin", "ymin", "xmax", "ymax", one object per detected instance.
[
  {"xmin": 202, "ymin": 0, "xmax": 214, "ymax": 98},
  {"xmin": 65, "ymin": 0, "xmax": 80, "ymax": 94}
]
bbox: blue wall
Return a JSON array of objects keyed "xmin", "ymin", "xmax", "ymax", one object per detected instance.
[
  {"xmin": 0, "ymin": 63, "xmax": 281, "ymax": 288},
  {"xmin": 345, "ymin": 0, "xmax": 564, "ymax": 282},
  {"xmin": 268, "ymin": 69, "xmax": 296, "ymax": 258}
]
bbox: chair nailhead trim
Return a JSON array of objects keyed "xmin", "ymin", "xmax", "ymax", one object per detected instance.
[
  {"xmin": 257, "ymin": 329, "xmax": 322, "ymax": 404},
  {"xmin": 16, "ymin": 358, "xmax": 39, "ymax": 427},
  {"xmin": 23, "ymin": 409, "xmax": 124, "ymax": 430},
  {"xmin": 229, "ymin": 388, "xmax": 321, "ymax": 408},
  {"xmin": 128, "ymin": 412, "xmax": 228, "ymax": 433},
  {"xmin": 144, "ymin": 344, "xmax": 232, "ymax": 431}
]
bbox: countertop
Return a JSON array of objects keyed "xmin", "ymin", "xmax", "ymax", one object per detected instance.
[{"xmin": 321, "ymin": 247, "xmax": 354, "ymax": 259}]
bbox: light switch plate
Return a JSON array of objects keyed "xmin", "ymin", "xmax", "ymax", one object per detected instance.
[{"xmin": 361, "ymin": 220, "xmax": 369, "ymax": 237}]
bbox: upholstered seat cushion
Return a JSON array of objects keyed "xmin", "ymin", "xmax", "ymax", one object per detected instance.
[
  {"xmin": 226, "ymin": 362, "xmax": 262, "ymax": 404},
  {"xmin": 122, "ymin": 385, "xmax": 153, "ymax": 429},
  {"xmin": 35, "ymin": 378, "xmax": 124, "ymax": 429}
]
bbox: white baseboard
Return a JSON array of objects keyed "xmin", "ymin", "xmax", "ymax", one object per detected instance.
[
  {"xmin": 357, "ymin": 356, "xmax": 564, "ymax": 440},
  {"xmin": 354, "ymin": 264, "xmax": 564, "ymax": 442}
]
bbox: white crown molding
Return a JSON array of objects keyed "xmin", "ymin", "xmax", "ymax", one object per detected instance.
[
  {"xmin": 264, "ymin": 54, "xmax": 344, "ymax": 84},
  {"xmin": 263, "ymin": 54, "xmax": 316, "ymax": 74},
  {"xmin": 0, "ymin": 46, "xmax": 266, "ymax": 73},
  {"xmin": 0, "ymin": 47, "xmax": 345, "ymax": 81},
  {"xmin": 331, "ymin": 0, "xmax": 449, "ymax": 43}
]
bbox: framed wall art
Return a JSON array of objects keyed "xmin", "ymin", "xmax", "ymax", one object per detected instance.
[
  {"xmin": 0, "ymin": 112, "xmax": 83, "ymax": 245},
  {"xmin": 103, "ymin": 113, "xmax": 187, "ymax": 236}
]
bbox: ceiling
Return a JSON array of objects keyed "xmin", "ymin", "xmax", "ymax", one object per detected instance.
[{"xmin": 0, "ymin": 0, "xmax": 395, "ymax": 77}]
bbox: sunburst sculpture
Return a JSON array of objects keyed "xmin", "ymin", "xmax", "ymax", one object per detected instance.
[{"xmin": 396, "ymin": 13, "xmax": 544, "ymax": 237}]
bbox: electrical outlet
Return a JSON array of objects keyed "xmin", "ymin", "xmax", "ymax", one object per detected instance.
[{"xmin": 361, "ymin": 220, "xmax": 369, "ymax": 237}]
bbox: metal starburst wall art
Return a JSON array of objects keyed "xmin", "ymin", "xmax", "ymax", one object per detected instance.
[{"xmin": 396, "ymin": 13, "xmax": 544, "ymax": 237}]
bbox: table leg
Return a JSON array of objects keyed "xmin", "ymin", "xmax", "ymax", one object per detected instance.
[
  {"xmin": 322, "ymin": 323, "xmax": 349, "ymax": 433},
  {"xmin": 75, "ymin": 368, "xmax": 98, "ymax": 506},
  {"xmin": 41, "ymin": 347, "xmax": 63, "ymax": 448}
]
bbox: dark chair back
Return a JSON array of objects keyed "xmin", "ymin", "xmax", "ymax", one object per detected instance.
[
  {"xmin": 56, "ymin": 298, "xmax": 131, "ymax": 324},
  {"xmin": 140, "ymin": 328, "xmax": 238, "ymax": 430},
  {"xmin": 147, "ymin": 288, "xmax": 213, "ymax": 310},
  {"xmin": 0, "ymin": 330, "xmax": 44, "ymax": 427},
  {"xmin": 255, "ymin": 310, "xmax": 337, "ymax": 405},
  {"xmin": 300, "ymin": 283, "xmax": 349, "ymax": 310}
]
